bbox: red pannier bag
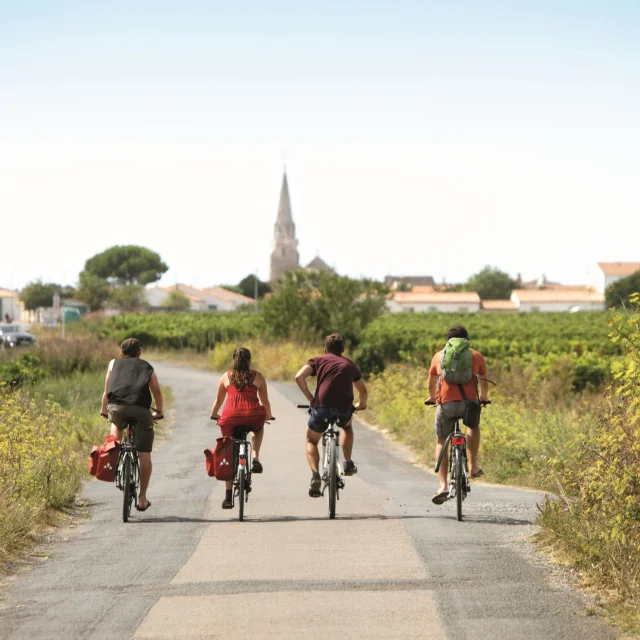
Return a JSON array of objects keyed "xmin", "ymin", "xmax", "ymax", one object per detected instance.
[
  {"xmin": 204, "ymin": 436, "xmax": 233, "ymax": 480},
  {"xmin": 91, "ymin": 435, "xmax": 120, "ymax": 482}
]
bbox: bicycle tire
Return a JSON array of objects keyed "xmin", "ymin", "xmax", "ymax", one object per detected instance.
[
  {"xmin": 238, "ymin": 469, "xmax": 245, "ymax": 522},
  {"xmin": 455, "ymin": 448, "xmax": 463, "ymax": 522},
  {"xmin": 328, "ymin": 440, "xmax": 337, "ymax": 519},
  {"xmin": 122, "ymin": 455, "xmax": 132, "ymax": 523}
]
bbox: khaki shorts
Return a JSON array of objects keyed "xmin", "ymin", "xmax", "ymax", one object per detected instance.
[
  {"xmin": 435, "ymin": 401, "xmax": 468, "ymax": 439},
  {"xmin": 107, "ymin": 403, "xmax": 155, "ymax": 453}
]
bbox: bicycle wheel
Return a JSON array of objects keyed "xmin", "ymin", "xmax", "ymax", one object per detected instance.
[
  {"xmin": 455, "ymin": 448, "xmax": 463, "ymax": 522},
  {"xmin": 238, "ymin": 469, "xmax": 245, "ymax": 522},
  {"xmin": 122, "ymin": 455, "xmax": 132, "ymax": 523},
  {"xmin": 328, "ymin": 440, "xmax": 337, "ymax": 519}
]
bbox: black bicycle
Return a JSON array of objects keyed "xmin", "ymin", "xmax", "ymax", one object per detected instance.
[
  {"xmin": 211, "ymin": 418, "xmax": 274, "ymax": 522},
  {"xmin": 426, "ymin": 399, "xmax": 490, "ymax": 521},
  {"xmin": 298, "ymin": 405, "xmax": 357, "ymax": 519},
  {"xmin": 114, "ymin": 411, "xmax": 162, "ymax": 523}
]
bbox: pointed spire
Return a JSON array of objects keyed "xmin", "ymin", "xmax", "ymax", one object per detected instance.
[{"xmin": 276, "ymin": 171, "xmax": 294, "ymax": 225}]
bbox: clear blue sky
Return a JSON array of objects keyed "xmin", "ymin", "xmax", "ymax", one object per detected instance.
[{"xmin": 1, "ymin": 1, "xmax": 638, "ymax": 289}]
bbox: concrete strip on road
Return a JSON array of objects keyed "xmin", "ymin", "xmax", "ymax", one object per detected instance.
[{"xmin": 134, "ymin": 591, "xmax": 445, "ymax": 639}]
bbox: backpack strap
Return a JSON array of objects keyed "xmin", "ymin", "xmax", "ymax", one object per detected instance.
[{"xmin": 457, "ymin": 384, "xmax": 468, "ymax": 402}]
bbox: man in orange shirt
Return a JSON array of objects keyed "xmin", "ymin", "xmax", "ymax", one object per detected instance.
[{"xmin": 426, "ymin": 325, "xmax": 489, "ymax": 504}]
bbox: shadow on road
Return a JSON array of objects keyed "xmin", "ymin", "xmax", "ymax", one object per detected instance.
[
  {"xmin": 438, "ymin": 514, "xmax": 534, "ymax": 526},
  {"xmin": 128, "ymin": 513, "xmax": 432, "ymax": 524}
]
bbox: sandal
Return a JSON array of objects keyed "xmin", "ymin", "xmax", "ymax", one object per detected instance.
[
  {"xmin": 431, "ymin": 491, "xmax": 449, "ymax": 505},
  {"xmin": 136, "ymin": 501, "xmax": 152, "ymax": 512},
  {"xmin": 470, "ymin": 468, "xmax": 484, "ymax": 479},
  {"xmin": 252, "ymin": 459, "xmax": 263, "ymax": 473},
  {"xmin": 222, "ymin": 498, "xmax": 233, "ymax": 509}
]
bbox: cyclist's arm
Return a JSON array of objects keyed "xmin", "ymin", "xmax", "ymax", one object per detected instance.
[
  {"xmin": 149, "ymin": 372, "xmax": 164, "ymax": 415},
  {"xmin": 210, "ymin": 374, "xmax": 228, "ymax": 418},
  {"xmin": 427, "ymin": 374, "xmax": 439, "ymax": 403},
  {"xmin": 479, "ymin": 378, "xmax": 489, "ymax": 402},
  {"xmin": 295, "ymin": 364, "xmax": 315, "ymax": 404},
  {"xmin": 254, "ymin": 372, "xmax": 273, "ymax": 420},
  {"xmin": 101, "ymin": 359, "xmax": 115, "ymax": 415},
  {"xmin": 354, "ymin": 378, "xmax": 368, "ymax": 410}
]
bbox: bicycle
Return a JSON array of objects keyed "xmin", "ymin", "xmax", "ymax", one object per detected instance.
[
  {"xmin": 426, "ymin": 399, "xmax": 491, "ymax": 522},
  {"xmin": 113, "ymin": 410, "xmax": 162, "ymax": 523},
  {"xmin": 211, "ymin": 417, "xmax": 274, "ymax": 522},
  {"xmin": 298, "ymin": 405, "xmax": 357, "ymax": 519}
]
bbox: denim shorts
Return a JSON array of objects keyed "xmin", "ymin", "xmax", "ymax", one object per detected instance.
[{"xmin": 308, "ymin": 407, "xmax": 354, "ymax": 433}]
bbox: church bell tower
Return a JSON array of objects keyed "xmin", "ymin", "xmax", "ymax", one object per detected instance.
[{"xmin": 269, "ymin": 171, "xmax": 300, "ymax": 283}]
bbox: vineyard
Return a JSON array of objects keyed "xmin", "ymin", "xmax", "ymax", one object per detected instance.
[
  {"xmin": 354, "ymin": 312, "xmax": 618, "ymax": 389},
  {"xmin": 86, "ymin": 310, "xmax": 619, "ymax": 390},
  {"xmin": 92, "ymin": 312, "xmax": 265, "ymax": 351}
]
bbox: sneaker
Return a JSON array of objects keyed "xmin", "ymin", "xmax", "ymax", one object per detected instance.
[
  {"xmin": 309, "ymin": 472, "xmax": 322, "ymax": 498},
  {"xmin": 252, "ymin": 459, "xmax": 263, "ymax": 474},
  {"xmin": 343, "ymin": 460, "xmax": 358, "ymax": 476}
]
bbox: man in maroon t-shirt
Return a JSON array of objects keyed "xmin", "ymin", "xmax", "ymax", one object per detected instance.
[{"xmin": 295, "ymin": 333, "xmax": 368, "ymax": 497}]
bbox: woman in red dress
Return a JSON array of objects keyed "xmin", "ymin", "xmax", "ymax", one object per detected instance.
[{"xmin": 210, "ymin": 347, "xmax": 273, "ymax": 508}]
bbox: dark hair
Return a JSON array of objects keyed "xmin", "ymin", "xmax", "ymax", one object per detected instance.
[
  {"xmin": 120, "ymin": 338, "xmax": 142, "ymax": 358},
  {"xmin": 324, "ymin": 333, "xmax": 344, "ymax": 355},
  {"xmin": 446, "ymin": 325, "xmax": 469, "ymax": 340},
  {"xmin": 230, "ymin": 347, "xmax": 252, "ymax": 389}
]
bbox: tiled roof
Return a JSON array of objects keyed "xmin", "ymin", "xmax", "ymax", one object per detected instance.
[
  {"xmin": 305, "ymin": 256, "xmax": 332, "ymax": 271},
  {"xmin": 597, "ymin": 262, "xmax": 640, "ymax": 276},
  {"xmin": 384, "ymin": 275, "xmax": 436, "ymax": 287},
  {"xmin": 392, "ymin": 291, "xmax": 481, "ymax": 304},
  {"xmin": 202, "ymin": 286, "xmax": 254, "ymax": 303},
  {"xmin": 0, "ymin": 288, "xmax": 18, "ymax": 298},
  {"xmin": 481, "ymin": 299, "xmax": 518, "ymax": 310},
  {"xmin": 411, "ymin": 286, "xmax": 435, "ymax": 294},
  {"xmin": 511, "ymin": 288, "xmax": 605, "ymax": 303},
  {"xmin": 159, "ymin": 287, "xmax": 204, "ymax": 303}
]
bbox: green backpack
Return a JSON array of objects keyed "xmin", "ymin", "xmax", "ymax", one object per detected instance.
[{"xmin": 440, "ymin": 338, "xmax": 473, "ymax": 385}]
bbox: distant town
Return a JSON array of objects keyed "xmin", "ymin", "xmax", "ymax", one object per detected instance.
[{"xmin": 1, "ymin": 172, "xmax": 638, "ymax": 327}]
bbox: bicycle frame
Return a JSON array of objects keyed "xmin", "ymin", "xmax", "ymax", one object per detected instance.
[
  {"xmin": 320, "ymin": 422, "xmax": 345, "ymax": 496},
  {"xmin": 116, "ymin": 425, "xmax": 140, "ymax": 520}
]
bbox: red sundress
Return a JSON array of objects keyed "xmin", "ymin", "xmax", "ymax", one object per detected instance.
[{"xmin": 218, "ymin": 370, "xmax": 266, "ymax": 437}]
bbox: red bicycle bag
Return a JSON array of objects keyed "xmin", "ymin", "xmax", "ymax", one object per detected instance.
[
  {"xmin": 94, "ymin": 435, "xmax": 120, "ymax": 482},
  {"xmin": 205, "ymin": 436, "xmax": 233, "ymax": 481},
  {"xmin": 88, "ymin": 445, "xmax": 100, "ymax": 475}
]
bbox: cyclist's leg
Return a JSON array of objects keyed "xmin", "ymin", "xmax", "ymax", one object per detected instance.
[
  {"xmin": 251, "ymin": 425, "xmax": 264, "ymax": 461},
  {"xmin": 340, "ymin": 425, "xmax": 354, "ymax": 462},
  {"xmin": 106, "ymin": 403, "xmax": 124, "ymax": 440},
  {"xmin": 434, "ymin": 403, "xmax": 461, "ymax": 492},
  {"xmin": 133, "ymin": 409, "xmax": 155, "ymax": 509},
  {"xmin": 306, "ymin": 428, "xmax": 322, "ymax": 472},
  {"xmin": 466, "ymin": 425, "xmax": 481, "ymax": 476}
]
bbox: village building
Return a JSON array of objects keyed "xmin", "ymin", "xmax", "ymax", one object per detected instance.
[
  {"xmin": 145, "ymin": 284, "xmax": 253, "ymax": 312},
  {"xmin": 387, "ymin": 290, "xmax": 481, "ymax": 313},
  {"xmin": 589, "ymin": 262, "xmax": 640, "ymax": 293},
  {"xmin": 510, "ymin": 288, "xmax": 605, "ymax": 312}
]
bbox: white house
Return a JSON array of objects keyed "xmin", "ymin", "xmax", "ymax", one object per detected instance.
[
  {"xmin": 0, "ymin": 289, "xmax": 21, "ymax": 322},
  {"xmin": 590, "ymin": 262, "xmax": 640, "ymax": 293},
  {"xmin": 387, "ymin": 290, "xmax": 481, "ymax": 313},
  {"xmin": 145, "ymin": 284, "xmax": 254, "ymax": 312},
  {"xmin": 510, "ymin": 288, "xmax": 605, "ymax": 312}
]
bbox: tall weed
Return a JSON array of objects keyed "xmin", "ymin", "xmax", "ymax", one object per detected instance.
[{"xmin": 539, "ymin": 295, "xmax": 640, "ymax": 628}]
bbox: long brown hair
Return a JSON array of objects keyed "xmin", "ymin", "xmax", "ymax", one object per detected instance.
[{"xmin": 229, "ymin": 347, "xmax": 252, "ymax": 389}]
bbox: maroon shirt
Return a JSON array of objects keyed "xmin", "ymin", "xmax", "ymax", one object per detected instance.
[{"xmin": 308, "ymin": 354, "xmax": 362, "ymax": 411}]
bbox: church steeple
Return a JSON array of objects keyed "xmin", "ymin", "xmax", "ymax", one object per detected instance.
[{"xmin": 270, "ymin": 170, "xmax": 300, "ymax": 283}]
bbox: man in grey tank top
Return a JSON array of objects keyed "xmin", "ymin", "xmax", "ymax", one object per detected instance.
[{"xmin": 101, "ymin": 338, "xmax": 164, "ymax": 512}]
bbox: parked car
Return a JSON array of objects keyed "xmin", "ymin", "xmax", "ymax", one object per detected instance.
[{"xmin": 0, "ymin": 324, "xmax": 37, "ymax": 348}]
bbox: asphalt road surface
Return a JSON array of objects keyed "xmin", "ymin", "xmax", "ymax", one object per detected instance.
[{"xmin": 0, "ymin": 363, "xmax": 617, "ymax": 639}]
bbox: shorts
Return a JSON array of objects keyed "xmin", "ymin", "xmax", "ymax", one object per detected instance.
[
  {"xmin": 107, "ymin": 403, "xmax": 155, "ymax": 453},
  {"xmin": 308, "ymin": 407, "xmax": 354, "ymax": 433},
  {"xmin": 218, "ymin": 414, "xmax": 265, "ymax": 438},
  {"xmin": 435, "ymin": 401, "xmax": 480, "ymax": 439}
]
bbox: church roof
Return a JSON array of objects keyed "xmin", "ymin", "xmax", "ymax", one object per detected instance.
[
  {"xmin": 305, "ymin": 256, "xmax": 332, "ymax": 272},
  {"xmin": 276, "ymin": 172, "xmax": 294, "ymax": 225}
]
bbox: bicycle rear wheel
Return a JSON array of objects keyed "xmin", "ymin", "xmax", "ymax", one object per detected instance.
[
  {"xmin": 328, "ymin": 440, "xmax": 337, "ymax": 519},
  {"xmin": 455, "ymin": 448, "xmax": 463, "ymax": 522},
  {"xmin": 238, "ymin": 470, "xmax": 245, "ymax": 522},
  {"xmin": 122, "ymin": 455, "xmax": 132, "ymax": 523}
]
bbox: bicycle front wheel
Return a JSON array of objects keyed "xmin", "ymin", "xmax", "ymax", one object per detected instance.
[
  {"xmin": 455, "ymin": 448, "xmax": 463, "ymax": 522},
  {"xmin": 238, "ymin": 470, "xmax": 245, "ymax": 522},
  {"xmin": 122, "ymin": 455, "xmax": 132, "ymax": 523},
  {"xmin": 328, "ymin": 441, "xmax": 337, "ymax": 519}
]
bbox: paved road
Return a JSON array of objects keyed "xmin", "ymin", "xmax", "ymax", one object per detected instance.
[{"xmin": 1, "ymin": 363, "xmax": 616, "ymax": 639}]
